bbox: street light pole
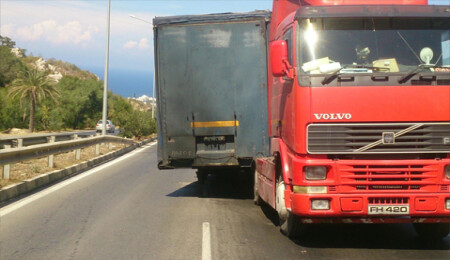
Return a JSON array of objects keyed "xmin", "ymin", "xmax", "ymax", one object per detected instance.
[
  {"xmin": 102, "ymin": 0, "xmax": 111, "ymax": 135},
  {"xmin": 129, "ymin": 14, "xmax": 156, "ymax": 119}
]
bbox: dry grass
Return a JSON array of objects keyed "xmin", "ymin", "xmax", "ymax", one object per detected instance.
[{"xmin": 0, "ymin": 142, "xmax": 128, "ymax": 189}]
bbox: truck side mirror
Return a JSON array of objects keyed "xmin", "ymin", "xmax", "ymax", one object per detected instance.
[{"xmin": 270, "ymin": 40, "xmax": 289, "ymax": 77}]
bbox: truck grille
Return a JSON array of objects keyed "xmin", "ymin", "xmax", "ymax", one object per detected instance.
[
  {"xmin": 368, "ymin": 197, "xmax": 409, "ymax": 204},
  {"xmin": 338, "ymin": 162, "xmax": 439, "ymax": 193},
  {"xmin": 307, "ymin": 123, "xmax": 450, "ymax": 154}
]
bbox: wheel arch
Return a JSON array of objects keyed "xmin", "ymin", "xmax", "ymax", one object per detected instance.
[{"xmin": 271, "ymin": 137, "xmax": 291, "ymax": 185}]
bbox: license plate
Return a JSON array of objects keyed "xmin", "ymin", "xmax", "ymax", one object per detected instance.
[{"xmin": 368, "ymin": 205, "xmax": 409, "ymax": 215}]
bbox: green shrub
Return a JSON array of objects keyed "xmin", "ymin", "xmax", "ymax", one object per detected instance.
[{"xmin": 117, "ymin": 110, "xmax": 156, "ymax": 138}]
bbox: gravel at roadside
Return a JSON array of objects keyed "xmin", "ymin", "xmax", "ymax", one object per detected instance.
[{"xmin": 0, "ymin": 143, "xmax": 127, "ymax": 189}]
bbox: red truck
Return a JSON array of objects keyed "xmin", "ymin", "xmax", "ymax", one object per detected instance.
[
  {"xmin": 258, "ymin": 0, "xmax": 450, "ymax": 238},
  {"xmin": 155, "ymin": 0, "xmax": 450, "ymax": 239}
]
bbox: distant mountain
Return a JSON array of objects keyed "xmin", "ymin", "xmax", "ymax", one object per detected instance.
[{"xmin": 8, "ymin": 46, "xmax": 99, "ymax": 83}]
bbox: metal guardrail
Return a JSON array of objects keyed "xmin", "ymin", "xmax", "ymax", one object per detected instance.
[
  {"xmin": 0, "ymin": 135, "xmax": 134, "ymax": 179},
  {"xmin": 0, "ymin": 131, "xmax": 96, "ymax": 149}
]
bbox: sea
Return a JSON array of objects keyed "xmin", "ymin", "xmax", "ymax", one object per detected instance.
[{"xmin": 83, "ymin": 66, "xmax": 154, "ymax": 98}]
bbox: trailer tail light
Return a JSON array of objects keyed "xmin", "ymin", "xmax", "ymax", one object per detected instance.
[
  {"xmin": 446, "ymin": 199, "xmax": 450, "ymax": 210},
  {"xmin": 293, "ymin": 186, "xmax": 327, "ymax": 194},
  {"xmin": 305, "ymin": 166, "xmax": 327, "ymax": 180},
  {"xmin": 311, "ymin": 199, "xmax": 330, "ymax": 210},
  {"xmin": 445, "ymin": 165, "xmax": 450, "ymax": 179}
]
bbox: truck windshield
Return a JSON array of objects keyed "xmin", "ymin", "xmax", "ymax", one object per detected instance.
[{"xmin": 297, "ymin": 17, "xmax": 450, "ymax": 85}]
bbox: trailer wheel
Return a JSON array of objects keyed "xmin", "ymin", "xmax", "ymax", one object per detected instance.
[
  {"xmin": 253, "ymin": 167, "xmax": 263, "ymax": 205},
  {"xmin": 276, "ymin": 175, "xmax": 304, "ymax": 238},
  {"xmin": 413, "ymin": 223, "xmax": 450, "ymax": 240}
]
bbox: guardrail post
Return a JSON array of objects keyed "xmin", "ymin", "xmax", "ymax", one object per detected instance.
[
  {"xmin": 2, "ymin": 145, "xmax": 11, "ymax": 179},
  {"xmin": 91, "ymin": 134, "xmax": 100, "ymax": 155},
  {"xmin": 98, "ymin": 132, "xmax": 105, "ymax": 146},
  {"xmin": 13, "ymin": 138, "xmax": 24, "ymax": 148},
  {"xmin": 47, "ymin": 136, "xmax": 56, "ymax": 168},
  {"xmin": 73, "ymin": 134, "xmax": 81, "ymax": 160}
]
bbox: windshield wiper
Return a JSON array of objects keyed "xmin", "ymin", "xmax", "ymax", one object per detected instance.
[
  {"xmin": 398, "ymin": 64, "xmax": 444, "ymax": 84},
  {"xmin": 321, "ymin": 65, "xmax": 387, "ymax": 85}
]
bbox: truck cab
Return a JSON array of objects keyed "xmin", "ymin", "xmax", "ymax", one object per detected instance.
[{"xmin": 257, "ymin": 0, "xmax": 450, "ymax": 238}]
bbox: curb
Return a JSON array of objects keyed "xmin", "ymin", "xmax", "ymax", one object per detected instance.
[{"xmin": 0, "ymin": 137, "xmax": 156, "ymax": 203}]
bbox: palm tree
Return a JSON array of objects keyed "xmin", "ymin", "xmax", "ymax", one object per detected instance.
[{"xmin": 8, "ymin": 67, "xmax": 60, "ymax": 132}]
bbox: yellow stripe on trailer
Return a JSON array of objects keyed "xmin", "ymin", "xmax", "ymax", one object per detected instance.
[{"xmin": 190, "ymin": 121, "xmax": 239, "ymax": 128}]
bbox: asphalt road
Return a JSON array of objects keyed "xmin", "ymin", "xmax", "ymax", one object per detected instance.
[{"xmin": 1, "ymin": 142, "xmax": 449, "ymax": 260}]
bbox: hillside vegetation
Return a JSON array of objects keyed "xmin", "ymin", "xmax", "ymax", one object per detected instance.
[{"xmin": 0, "ymin": 35, "xmax": 155, "ymax": 138}]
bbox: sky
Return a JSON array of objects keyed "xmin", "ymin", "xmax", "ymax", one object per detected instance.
[
  {"xmin": 0, "ymin": 0, "xmax": 273, "ymax": 97},
  {"xmin": 0, "ymin": 0, "xmax": 447, "ymax": 97}
]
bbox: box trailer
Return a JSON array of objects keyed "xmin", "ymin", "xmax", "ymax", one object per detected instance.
[{"xmin": 154, "ymin": 11, "xmax": 271, "ymax": 170}]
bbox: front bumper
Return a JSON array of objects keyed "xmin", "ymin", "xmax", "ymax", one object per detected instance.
[
  {"xmin": 285, "ymin": 156, "xmax": 450, "ymax": 223},
  {"xmin": 291, "ymin": 193, "xmax": 450, "ymax": 218}
]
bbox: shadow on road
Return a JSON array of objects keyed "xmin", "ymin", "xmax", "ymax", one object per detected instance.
[
  {"xmin": 167, "ymin": 170, "xmax": 253, "ymax": 200},
  {"xmin": 255, "ymin": 201, "xmax": 450, "ymax": 250},
  {"xmin": 294, "ymin": 223, "xmax": 450, "ymax": 250},
  {"xmin": 166, "ymin": 170, "xmax": 450, "ymax": 251},
  {"xmin": 166, "ymin": 182, "xmax": 199, "ymax": 197}
]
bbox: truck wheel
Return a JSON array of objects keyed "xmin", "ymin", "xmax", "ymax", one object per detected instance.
[
  {"xmin": 253, "ymin": 167, "xmax": 263, "ymax": 205},
  {"xmin": 276, "ymin": 175, "xmax": 304, "ymax": 238},
  {"xmin": 413, "ymin": 223, "xmax": 450, "ymax": 240}
]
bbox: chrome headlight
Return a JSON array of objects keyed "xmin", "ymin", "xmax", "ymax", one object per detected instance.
[
  {"xmin": 305, "ymin": 166, "xmax": 327, "ymax": 180},
  {"xmin": 311, "ymin": 199, "xmax": 330, "ymax": 210},
  {"xmin": 445, "ymin": 165, "xmax": 450, "ymax": 179}
]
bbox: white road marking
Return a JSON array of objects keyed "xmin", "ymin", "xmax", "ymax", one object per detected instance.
[
  {"xmin": 0, "ymin": 141, "xmax": 157, "ymax": 217},
  {"xmin": 202, "ymin": 222, "xmax": 212, "ymax": 260}
]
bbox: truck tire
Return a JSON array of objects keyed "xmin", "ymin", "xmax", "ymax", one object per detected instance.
[
  {"xmin": 413, "ymin": 223, "xmax": 450, "ymax": 240},
  {"xmin": 253, "ymin": 167, "xmax": 263, "ymax": 205},
  {"xmin": 276, "ymin": 175, "xmax": 305, "ymax": 238}
]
